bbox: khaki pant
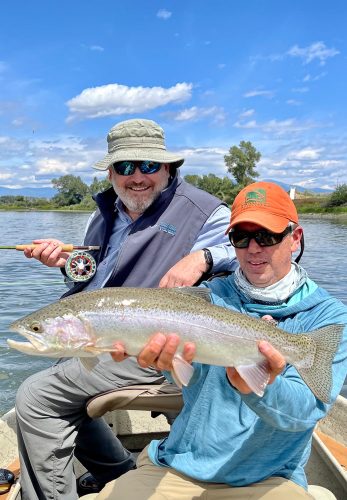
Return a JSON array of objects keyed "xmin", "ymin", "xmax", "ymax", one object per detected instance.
[{"xmin": 89, "ymin": 447, "xmax": 313, "ymax": 499}]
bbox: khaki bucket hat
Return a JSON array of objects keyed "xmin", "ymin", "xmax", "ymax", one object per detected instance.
[{"xmin": 94, "ymin": 118, "xmax": 184, "ymax": 170}]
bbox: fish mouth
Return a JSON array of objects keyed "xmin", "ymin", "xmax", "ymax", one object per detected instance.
[
  {"xmin": 8, "ymin": 326, "xmax": 50, "ymax": 352},
  {"xmin": 7, "ymin": 338, "xmax": 61, "ymax": 356}
]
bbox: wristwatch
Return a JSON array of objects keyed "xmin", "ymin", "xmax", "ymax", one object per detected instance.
[{"xmin": 202, "ymin": 248, "xmax": 213, "ymax": 273}]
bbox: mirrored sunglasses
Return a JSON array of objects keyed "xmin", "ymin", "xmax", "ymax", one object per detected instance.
[
  {"xmin": 113, "ymin": 161, "xmax": 162, "ymax": 176},
  {"xmin": 228, "ymin": 225, "xmax": 292, "ymax": 248}
]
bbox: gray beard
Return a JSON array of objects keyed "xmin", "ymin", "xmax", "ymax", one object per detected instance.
[{"xmin": 114, "ymin": 177, "xmax": 168, "ymax": 215}]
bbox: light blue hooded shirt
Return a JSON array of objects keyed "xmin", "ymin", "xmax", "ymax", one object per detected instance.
[{"xmin": 147, "ymin": 274, "xmax": 347, "ymax": 489}]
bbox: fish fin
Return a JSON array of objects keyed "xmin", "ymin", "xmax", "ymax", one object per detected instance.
[
  {"xmin": 235, "ymin": 361, "xmax": 270, "ymax": 397},
  {"xmin": 171, "ymin": 354, "xmax": 194, "ymax": 388},
  {"xmin": 80, "ymin": 357, "xmax": 99, "ymax": 371},
  {"xmin": 295, "ymin": 324, "xmax": 344, "ymax": 404},
  {"xmin": 170, "ymin": 369, "xmax": 183, "ymax": 389},
  {"xmin": 82, "ymin": 345, "xmax": 105, "ymax": 354},
  {"xmin": 169, "ymin": 287, "xmax": 212, "ymax": 303}
]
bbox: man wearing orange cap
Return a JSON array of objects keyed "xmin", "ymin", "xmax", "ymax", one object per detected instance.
[{"xmin": 98, "ymin": 181, "xmax": 347, "ymax": 499}]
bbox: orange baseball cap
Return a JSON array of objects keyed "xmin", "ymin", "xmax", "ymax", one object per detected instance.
[{"xmin": 226, "ymin": 181, "xmax": 298, "ymax": 234}]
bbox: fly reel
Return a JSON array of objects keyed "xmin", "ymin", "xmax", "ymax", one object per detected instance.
[{"xmin": 65, "ymin": 251, "xmax": 97, "ymax": 282}]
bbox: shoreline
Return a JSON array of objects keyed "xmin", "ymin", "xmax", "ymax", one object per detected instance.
[
  {"xmin": 2, "ymin": 209, "xmax": 347, "ymax": 217},
  {"xmin": 0, "ymin": 208, "xmax": 93, "ymax": 213},
  {"xmin": 300, "ymin": 212, "xmax": 347, "ymax": 220}
]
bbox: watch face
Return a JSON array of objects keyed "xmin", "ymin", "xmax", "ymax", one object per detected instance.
[{"xmin": 203, "ymin": 249, "xmax": 213, "ymax": 269}]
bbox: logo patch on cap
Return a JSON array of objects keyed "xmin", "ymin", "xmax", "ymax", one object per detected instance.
[{"xmin": 244, "ymin": 188, "xmax": 266, "ymax": 207}]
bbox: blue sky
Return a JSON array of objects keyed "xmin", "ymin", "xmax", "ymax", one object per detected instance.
[{"xmin": 0, "ymin": 0, "xmax": 346, "ymax": 191}]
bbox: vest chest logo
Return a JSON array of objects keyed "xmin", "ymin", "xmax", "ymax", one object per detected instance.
[{"xmin": 159, "ymin": 222, "xmax": 177, "ymax": 236}]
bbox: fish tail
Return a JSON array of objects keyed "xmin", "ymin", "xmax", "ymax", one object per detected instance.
[{"xmin": 296, "ymin": 324, "xmax": 344, "ymax": 403}]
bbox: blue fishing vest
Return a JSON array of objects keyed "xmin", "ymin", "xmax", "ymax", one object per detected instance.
[{"xmin": 62, "ymin": 175, "xmax": 224, "ymax": 297}]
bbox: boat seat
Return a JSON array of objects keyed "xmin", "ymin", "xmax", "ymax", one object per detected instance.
[{"xmin": 86, "ymin": 381, "xmax": 183, "ymax": 419}]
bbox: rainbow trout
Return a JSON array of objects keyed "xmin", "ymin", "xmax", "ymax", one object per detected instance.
[{"xmin": 7, "ymin": 287, "xmax": 343, "ymax": 403}]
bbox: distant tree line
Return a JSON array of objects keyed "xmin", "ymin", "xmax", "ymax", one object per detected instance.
[
  {"xmin": 1, "ymin": 141, "xmax": 346, "ymax": 210},
  {"xmin": 0, "ymin": 195, "xmax": 53, "ymax": 209},
  {"xmin": 0, "ymin": 176, "xmax": 111, "ymax": 211},
  {"xmin": 50, "ymin": 175, "xmax": 111, "ymax": 209}
]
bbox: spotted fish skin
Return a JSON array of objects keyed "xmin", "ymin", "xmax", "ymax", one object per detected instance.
[{"xmin": 7, "ymin": 287, "xmax": 344, "ymax": 403}]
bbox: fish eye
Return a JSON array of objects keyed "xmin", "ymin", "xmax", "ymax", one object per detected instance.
[{"xmin": 30, "ymin": 321, "xmax": 43, "ymax": 333}]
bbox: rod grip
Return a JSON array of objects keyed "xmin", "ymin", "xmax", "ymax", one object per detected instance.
[{"xmin": 16, "ymin": 244, "xmax": 74, "ymax": 252}]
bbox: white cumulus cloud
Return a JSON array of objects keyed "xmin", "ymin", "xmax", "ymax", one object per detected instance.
[
  {"xmin": 66, "ymin": 82, "xmax": 193, "ymax": 121},
  {"xmin": 286, "ymin": 99, "xmax": 302, "ymax": 106},
  {"xmin": 170, "ymin": 106, "xmax": 226, "ymax": 123},
  {"xmin": 287, "ymin": 41, "xmax": 339, "ymax": 65},
  {"xmin": 239, "ymin": 109, "xmax": 255, "ymax": 118},
  {"xmin": 234, "ymin": 118, "xmax": 321, "ymax": 136},
  {"xmin": 179, "ymin": 147, "xmax": 229, "ymax": 176},
  {"xmin": 289, "ymin": 148, "xmax": 324, "ymax": 160},
  {"xmin": 35, "ymin": 158, "xmax": 87, "ymax": 176},
  {"xmin": 291, "ymin": 87, "xmax": 309, "ymax": 93},
  {"xmin": 0, "ymin": 172, "xmax": 12, "ymax": 180},
  {"xmin": 243, "ymin": 89, "xmax": 274, "ymax": 98},
  {"xmin": 90, "ymin": 45, "xmax": 104, "ymax": 52},
  {"xmin": 303, "ymin": 72, "xmax": 327, "ymax": 82},
  {"xmin": 157, "ymin": 9, "xmax": 172, "ymax": 20}
]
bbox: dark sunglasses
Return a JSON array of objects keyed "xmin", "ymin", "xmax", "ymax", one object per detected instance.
[
  {"xmin": 0, "ymin": 468, "xmax": 15, "ymax": 495},
  {"xmin": 113, "ymin": 160, "xmax": 162, "ymax": 176},
  {"xmin": 228, "ymin": 225, "xmax": 292, "ymax": 248}
]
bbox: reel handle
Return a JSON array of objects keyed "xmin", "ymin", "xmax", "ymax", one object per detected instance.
[{"xmin": 15, "ymin": 244, "xmax": 74, "ymax": 252}]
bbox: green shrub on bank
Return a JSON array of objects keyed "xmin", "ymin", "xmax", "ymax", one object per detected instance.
[
  {"xmin": 294, "ymin": 194, "xmax": 347, "ymax": 214},
  {"xmin": 325, "ymin": 183, "xmax": 347, "ymax": 208},
  {"xmin": 0, "ymin": 195, "xmax": 54, "ymax": 210}
]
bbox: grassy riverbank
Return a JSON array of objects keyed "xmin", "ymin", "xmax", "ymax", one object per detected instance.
[
  {"xmin": 1, "ymin": 191, "xmax": 347, "ymax": 216},
  {"xmin": 294, "ymin": 196, "xmax": 347, "ymax": 216},
  {"xmin": 1, "ymin": 201, "xmax": 347, "ymax": 215}
]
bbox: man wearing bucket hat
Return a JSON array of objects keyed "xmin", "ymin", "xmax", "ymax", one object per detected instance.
[
  {"xmin": 16, "ymin": 118, "xmax": 236, "ymax": 499},
  {"xmin": 96, "ymin": 181, "xmax": 347, "ymax": 500}
]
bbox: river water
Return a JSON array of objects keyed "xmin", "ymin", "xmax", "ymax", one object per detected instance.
[{"xmin": 0, "ymin": 212, "xmax": 346, "ymax": 415}]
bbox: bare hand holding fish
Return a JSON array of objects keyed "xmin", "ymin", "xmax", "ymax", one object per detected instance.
[{"xmin": 111, "ymin": 332, "xmax": 196, "ymax": 370}]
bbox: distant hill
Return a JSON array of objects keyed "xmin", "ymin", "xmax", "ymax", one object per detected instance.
[
  {"xmin": 0, "ymin": 180, "xmax": 333, "ymax": 199},
  {"xmin": 262, "ymin": 179, "xmax": 333, "ymax": 194},
  {"xmin": 0, "ymin": 186, "xmax": 57, "ymax": 198}
]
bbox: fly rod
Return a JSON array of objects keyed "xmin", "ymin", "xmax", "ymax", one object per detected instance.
[{"xmin": 0, "ymin": 244, "xmax": 100, "ymax": 252}]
